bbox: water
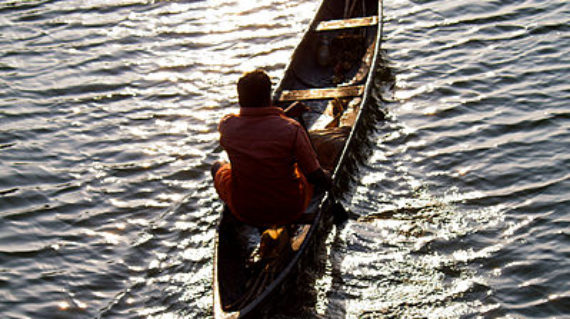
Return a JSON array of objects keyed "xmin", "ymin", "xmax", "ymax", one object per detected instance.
[{"xmin": 0, "ymin": 0, "xmax": 568, "ymax": 318}]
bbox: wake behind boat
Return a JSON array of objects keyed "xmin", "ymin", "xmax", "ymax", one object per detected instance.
[{"xmin": 213, "ymin": 0, "xmax": 384, "ymax": 317}]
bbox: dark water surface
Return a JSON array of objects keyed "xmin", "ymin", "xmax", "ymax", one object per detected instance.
[{"xmin": 0, "ymin": 0, "xmax": 568, "ymax": 318}]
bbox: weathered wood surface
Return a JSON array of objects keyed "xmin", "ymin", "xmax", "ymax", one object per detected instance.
[
  {"xmin": 316, "ymin": 16, "xmax": 378, "ymax": 31},
  {"xmin": 278, "ymin": 85, "xmax": 364, "ymax": 101}
]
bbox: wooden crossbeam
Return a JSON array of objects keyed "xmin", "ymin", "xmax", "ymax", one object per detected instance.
[
  {"xmin": 316, "ymin": 16, "xmax": 378, "ymax": 31},
  {"xmin": 278, "ymin": 85, "xmax": 364, "ymax": 101}
]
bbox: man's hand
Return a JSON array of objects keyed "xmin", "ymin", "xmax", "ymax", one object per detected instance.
[
  {"xmin": 284, "ymin": 101, "xmax": 310, "ymax": 118},
  {"xmin": 306, "ymin": 168, "xmax": 332, "ymax": 193}
]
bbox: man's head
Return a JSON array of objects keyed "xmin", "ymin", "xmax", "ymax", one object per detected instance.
[{"xmin": 237, "ymin": 69, "xmax": 271, "ymax": 108}]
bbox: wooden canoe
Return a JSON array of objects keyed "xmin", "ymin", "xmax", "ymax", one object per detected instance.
[{"xmin": 213, "ymin": 0, "xmax": 384, "ymax": 317}]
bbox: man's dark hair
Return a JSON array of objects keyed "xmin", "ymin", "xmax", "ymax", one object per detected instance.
[{"xmin": 237, "ymin": 69, "xmax": 271, "ymax": 108}]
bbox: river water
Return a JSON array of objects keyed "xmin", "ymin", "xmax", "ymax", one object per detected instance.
[{"xmin": 0, "ymin": 0, "xmax": 568, "ymax": 318}]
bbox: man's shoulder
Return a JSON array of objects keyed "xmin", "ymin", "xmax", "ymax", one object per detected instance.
[
  {"xmin": 221, "ymin": 113, "xmax": 238, "ymax": 122},
  {"xmin": 218, "ymin": 113, "xmax": 240, "ymax": 134},
  {"xmin": 276, "ymin": 113, "xmax": 303, "ymax": 130},
  {"xmin": 219, "ymin": 113, "xmax": 238, "ymax": 126}
]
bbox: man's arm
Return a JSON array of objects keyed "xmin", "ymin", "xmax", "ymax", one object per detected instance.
[{"xmin": 292, "ymin": 123, "xmax": 332, "ymax": 191}]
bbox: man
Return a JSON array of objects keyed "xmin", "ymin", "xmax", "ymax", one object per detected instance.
[{"xmin": 212, "ymin": 69, "xmax": 331, "ymax": 227}]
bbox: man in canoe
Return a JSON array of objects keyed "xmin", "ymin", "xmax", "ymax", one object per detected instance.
[{"xmin": 212, "ymin": 69, "xmax": 331, "ymax": 227}]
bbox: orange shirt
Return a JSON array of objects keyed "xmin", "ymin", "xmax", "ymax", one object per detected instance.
[{"xmin": 218, "ymin": 106, "xmax": 320, "ymax": 225}]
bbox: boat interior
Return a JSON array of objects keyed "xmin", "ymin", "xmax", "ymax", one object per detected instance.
[{"xmin": 274, "ymin": 0, "xmax": 380, "ymax": 131}]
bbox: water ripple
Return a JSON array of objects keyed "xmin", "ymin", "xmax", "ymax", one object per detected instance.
[{"xmin": 0, "ymin": 0, "xmax": 568, "ymax": 317}]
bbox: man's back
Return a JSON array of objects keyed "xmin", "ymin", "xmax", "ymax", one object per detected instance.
[{"xmin": 219, "ymin": 106, "xmax": 319, "ymax": 225}]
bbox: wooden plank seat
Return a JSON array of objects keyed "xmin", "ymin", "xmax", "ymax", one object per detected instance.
[
  {"xmin": 315, "ymin": 16, "xmax": 378, "ymax": 31},
  {"xmin": 278, "ymin": 85, "xmax": 364, "ymax": 101}
]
